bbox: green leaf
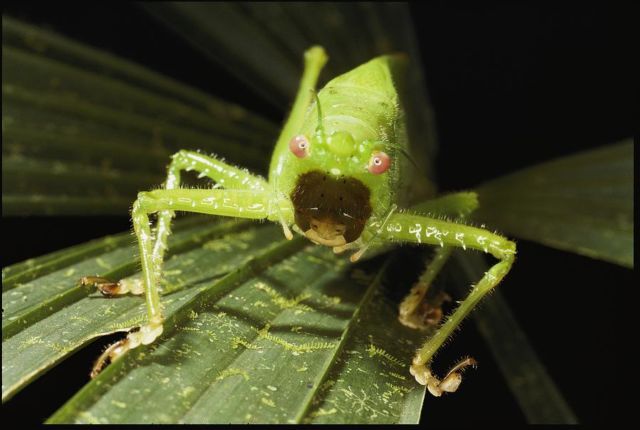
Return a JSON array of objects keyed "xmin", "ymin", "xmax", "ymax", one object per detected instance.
[
  {"xmin": 1, "ymin": 18, "xmax": 275, "ymax": 136},
  {"xmin": 2, "ymin": 17, "xmax": 278, "ymax": 215},
  {"xmin": 474, "ymin": 140, "xmax": 633, "ymax": 268},
  {"xmin": 3, "ymin": 6, "xmax": 588, "ymax": 424},
  {"xmin": 3, "ymin": 219, "xmax": 428, "ymax": 423},
  {"xmin": 2, "ymin": 217, "xmax": 252, "ymax": 341}
]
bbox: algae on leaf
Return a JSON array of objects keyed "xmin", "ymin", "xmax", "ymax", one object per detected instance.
[{"xmin": 3, "ymin": 217, "xmax": 428, "ymax": 423}]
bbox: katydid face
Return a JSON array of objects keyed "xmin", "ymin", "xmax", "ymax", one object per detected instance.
[{"xmin": 287, "ymin": 131, "xmax": 391, "ymax": 246}]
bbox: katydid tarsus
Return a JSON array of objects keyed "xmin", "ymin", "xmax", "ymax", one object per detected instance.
[{"xmin": 81, "ymin": 46, "xmax": 516, "ymax": 397}]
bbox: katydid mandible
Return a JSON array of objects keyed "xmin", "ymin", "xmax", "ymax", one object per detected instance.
[{"xmin": 81, "ymin": 46, "xmax": 516, "ymax": 397}]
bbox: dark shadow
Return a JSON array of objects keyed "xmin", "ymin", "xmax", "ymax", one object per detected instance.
[{"xmin": 2, "ymin": 332, "xmax": 124, "ymax": 424}]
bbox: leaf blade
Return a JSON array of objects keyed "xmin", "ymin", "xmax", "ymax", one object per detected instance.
[
  {"xmin": 3, "ymin": 220, "xmax": 427, "ymax": 423},
  {"xmin": 1, "ymin": 221, "xmax": 280, "ymax": 401},
  {"xmin": 2, "ymin": 17, "xmax": 277, "ymax": 215},
  {"xmin": 475, "ymin": 140, "xmax": 633, "ymax": 268}
]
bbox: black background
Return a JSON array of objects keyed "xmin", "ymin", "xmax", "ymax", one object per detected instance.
[{"xmin": 2, "ymin": 2, "xmax": 636, "ymax": 425}]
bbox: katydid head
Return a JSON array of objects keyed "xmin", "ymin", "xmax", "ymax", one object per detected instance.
[
  {"xmin": 273, "ymin": 55, "xmax": 404, "ymax": 246},
  {"xmin": 285, "ymin": 98, "xmax": 395, "ymax": 246}
]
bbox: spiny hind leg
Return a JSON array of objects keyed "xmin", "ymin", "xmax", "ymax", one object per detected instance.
[
  {"xmin": 90, "ymin": 188, "xmax": 273, "ymax": 377},
  {"xmin": 381, "ymin": 211, "xmax": 516, "ymax": 396},
  {"xmin": 398, "ymin": 192, "xmax": 479, "ymax": 330}
]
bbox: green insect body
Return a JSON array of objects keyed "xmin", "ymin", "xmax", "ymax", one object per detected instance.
[
  {"xmin": 83, "ymin": 46, "xmax": 516, "ymax": 398},
  {"xmin": 268, "ymin": 52, "xmax": 409, "ymax": 248}
]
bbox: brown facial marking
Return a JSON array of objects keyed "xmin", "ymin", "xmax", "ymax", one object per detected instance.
[{"xmin": 291, "ymin": 171, "xmax": 372, "ymax": 244}]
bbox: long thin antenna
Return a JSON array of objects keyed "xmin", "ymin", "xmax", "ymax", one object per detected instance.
[
  {"xmin": 313, "ymin": 91, "xmax": 326, "ymax": 143},
  {"xmin": 386, "ymin": 142, "xmax": 420, "ymax": 170}
]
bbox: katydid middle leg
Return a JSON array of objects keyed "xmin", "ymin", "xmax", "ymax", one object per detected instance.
[{"xmin": 380, "ymin": 211, "xmax": 516, "ymax": 396}]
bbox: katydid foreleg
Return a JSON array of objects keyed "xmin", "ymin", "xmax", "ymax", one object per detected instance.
[
  {"xmin": 89, "ymin": 187, "xmax": 282, "ymax": 376},
  {"xmin": 399, "ymin": 191, "xmax": 480, "ymax": 329},
  {"xmin": 380, "ymin": 212, "xmax": 516, "ymax": 396}
]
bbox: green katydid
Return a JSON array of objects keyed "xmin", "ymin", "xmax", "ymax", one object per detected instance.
[{"xmin": 81, "ymin": 46, "xmax": 516, "ymax": 397}]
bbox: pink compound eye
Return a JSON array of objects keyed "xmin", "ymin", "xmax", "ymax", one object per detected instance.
[
  {"xmin": 368, "ymin": 151, "xmax": 391, "ymax": 174},
  {"xmin": 289, "ymin": 135, "xmax": 310, "ymax": 158}
]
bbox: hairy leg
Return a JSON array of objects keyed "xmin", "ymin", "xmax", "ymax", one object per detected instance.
[
  {"xmin": 398, "ymin": 192, "xmax": 479, "ymax": 329},
  {"xmin": 83, "ymin": 152, "xmax": 268, "ymax": 298},
  {"xmin": 380, "ymin": 210, "xmax": 516, "ymax": 396},
  {"xmin": 398, "ymin": 246, "xmax": 453, "ymax": 329},
  {"xmin": 87, "ymin": 46, "xmax": 328, "ymax": 377},
  {"xmin": 151, "ymin": 46, "xmax": 328, "ymax": 263},
  {"xmin": 151, "ymin": 151, "xmax": 268, "ymax": 285},
  {"xmin": 90, "ymin": 188, "xmax": 279, "ymax": 376}
]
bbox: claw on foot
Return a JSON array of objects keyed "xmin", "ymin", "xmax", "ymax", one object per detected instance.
[
  {"xmin": 399, "ymin": 282, "xmax": 450, "ymax": 330},
  {"xmin": 332, "ymin": 243, "xmax": 351, "ymax": 254},
  {"xmin": 349, "ymin": 245, "xmax": 369, "ymax": 262},
  {"xmin": 280, "ymin": 221, "xmax": 293, "ymax": 240},
  {"xmin": 410, "ymin": 357, "xmax": 477, "ymax": 397},
  {"xmin": 80, "ymin": 276, "xmax": 121, "ymax": 296},
  {"xmin": 91, "ymin": 338, "xmax": 130, "ymax": 378},
  {"xmin": 80, "ymin": 276, "xmax": 144, "ymax": 296},
  {"xmin": 90, "ymin": 322, "xmax": 164, "ymax": 378}
]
